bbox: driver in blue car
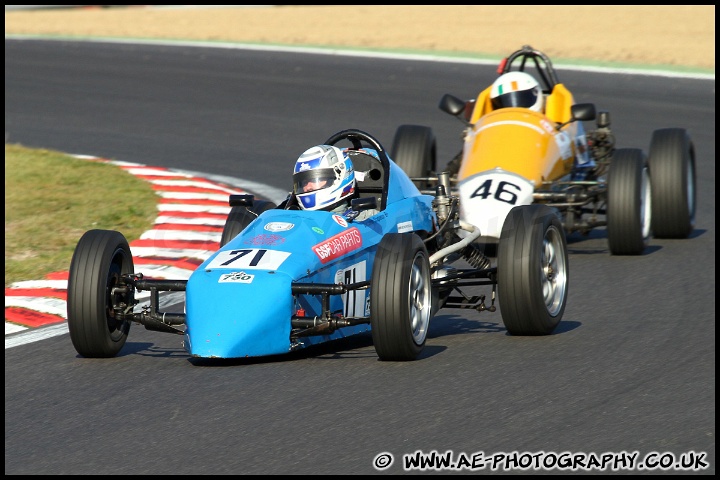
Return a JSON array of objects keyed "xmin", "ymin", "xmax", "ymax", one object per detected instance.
[{"xmin": 291, "ymin": 144, "xmax": 379, "ymax": 221}]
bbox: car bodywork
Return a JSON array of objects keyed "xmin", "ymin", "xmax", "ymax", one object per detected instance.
[
  {"xmin": 67, "ymin": 129, "xmax": 570, "ymax": 362},
  {"xmin": 391, "ymin": 45, "xmax": 696, "ymax": 256}
]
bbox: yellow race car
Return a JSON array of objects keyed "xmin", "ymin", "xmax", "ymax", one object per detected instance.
[{"xmin": 391, "ymin": 45, "xmax": 696, "ymax": 255}]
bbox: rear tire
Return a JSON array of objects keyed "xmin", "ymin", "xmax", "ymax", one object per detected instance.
[
  {"xmin": 220, "ymin": 200, "xmax": 277, "ymax": 247},
  {"xmin": 497, "ymin": 205, "xmax": 568, "ymax": 335},
  {"xmin": 370, "ymin": 233, "xmax": 432, "ymax": 361},
  {"xmin": 607, "ymin": 148, "xmax": 651, "ymax": 255},
  {"xmin": 67, "ymin": 229, "xmax": 134, "ymax": 358},
  {"xmin": 648, "ymin": 128, "xmax": 696, "ymax": 238},
  {"xmin": 390, "ymin": 124, "xmax": 436, "ymax": 190}
]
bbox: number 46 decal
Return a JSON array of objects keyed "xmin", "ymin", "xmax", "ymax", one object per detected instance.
[
  {"xmin": 206, "ymin": 248, "xmax": 291, "ymax": 270},
  {"xmin": 470, "ymin": 179, "xmax": 521, "ymax": 205}
]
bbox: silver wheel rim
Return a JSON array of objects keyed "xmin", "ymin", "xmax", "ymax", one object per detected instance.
[
  {"xmin": 641, "ymin": 167, "xmax": 652, "ymax": 240},
  {"xmin": 542, "ymin": 225, "xmax": 567, "ymax": 317},
  {"xmin": 409, "ymin": 251, "xmax": 431, "ymax": 344}
]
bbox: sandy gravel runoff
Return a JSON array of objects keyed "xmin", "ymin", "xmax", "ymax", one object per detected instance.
[{"xmin": 4, "ymin": 5, "xmax": 715, "ymax": 72}]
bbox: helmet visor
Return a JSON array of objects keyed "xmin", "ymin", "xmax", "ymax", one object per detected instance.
[
  {"xmin": 293, "ymin": 168, "xmax": 336, "ymax": 194},
  {"xmin": 492, "ymin": 89, "xmax": 539, "ymax": 109}
]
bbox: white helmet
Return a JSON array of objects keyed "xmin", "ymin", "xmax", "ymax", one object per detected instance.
[
  {"xmin": 292, "ymin": 145, "xmax": 356, "ymax": 211},
  {"xmin": 490, "ymin": 71, "xmax": 544, "ymax": 112}
]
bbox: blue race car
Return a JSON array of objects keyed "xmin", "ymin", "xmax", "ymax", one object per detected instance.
[{"xmin": 66, "ymin": 129, "xmax": 569, "ymax": 362}]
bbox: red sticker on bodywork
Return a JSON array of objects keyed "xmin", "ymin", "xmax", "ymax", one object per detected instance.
[{"xmin": 312, "ymin": 227, "xmax": 362, "ymax": 263}]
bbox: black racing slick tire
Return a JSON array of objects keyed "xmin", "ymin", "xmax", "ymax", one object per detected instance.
[
  {"xmin": 497, "ymin": 205, "xmax": 568, "ymax": 335},
  {"xmin": 67, "ymin": 229, "xmax": 134, "ymax": 358},
  {"xmin": 370, "ymin": 233, "xmax": 433, "ymax": 361},
  {"xmin": 220, "ymin": 200, "xmax": 277, "ymax": 247},
  {"xmin": 390, "ymin": 124, "xmax": 437, "ymax": 190},
  {"xmin": 648, "ymin": 128, "xmax": 696, "ymax": 238},
  {"xmin": 606, "ymin": 148, "xmax": 651, "ymax": 255}
]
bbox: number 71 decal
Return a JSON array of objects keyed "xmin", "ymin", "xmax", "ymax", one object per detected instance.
[{"xmin": 206, "ymin": 249, "xmax": 291, "ymax": 270}]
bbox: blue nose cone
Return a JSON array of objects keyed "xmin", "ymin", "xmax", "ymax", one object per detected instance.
[{"xmin": 184, "ymin": 269, "xmax": 293, "ymax": 358}]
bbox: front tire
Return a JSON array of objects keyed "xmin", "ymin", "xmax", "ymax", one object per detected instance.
[
  {"xmin": 370, "ymin": 233, "xmax": 432, "ymax": 361},
  {"xmin": 220, "ymin": 200, "xmax": 277, "ymax": 247},
  {"xmin": 497, "ymin": 205, "xmax": 568, "ymax": 335},
  {"xmin": 606, "ymin": 148, "xmax": 651, "ymax": 255},
  {"xmin": 67, "ymin": 229, "xmax": 134, "ymax": 358},
  {"xmin": 390, "ymin": 124, "xmax": 437, "ymax": 190},
  {"xmin": 648, "ymin": 128, "xmax": 696, "ymax": 238}
]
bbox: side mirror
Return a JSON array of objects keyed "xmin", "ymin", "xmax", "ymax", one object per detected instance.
[
  {"xmin": 556, "ymin": 103, "xmax": 597, "ymax": 130},
  {"xmin": 439, "ymin": 94, "xmax": 467, "ymax": 117},
  {"xmin": 229, "ymin": 194, "xmax": 254, "ymax": 207},
  {"xmin": 570, "ymin": 103, "xmax": 596, "ymax": 122}
]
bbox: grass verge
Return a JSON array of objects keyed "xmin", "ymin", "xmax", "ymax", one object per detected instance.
[{"xmin": 5, "ymin": 143, "xmax": 159, "ymax": 287}]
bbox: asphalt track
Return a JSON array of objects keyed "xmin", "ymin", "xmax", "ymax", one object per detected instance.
[{"xmin": 4, "ymin": 38, "xmax": 716, "ymax": 474}]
